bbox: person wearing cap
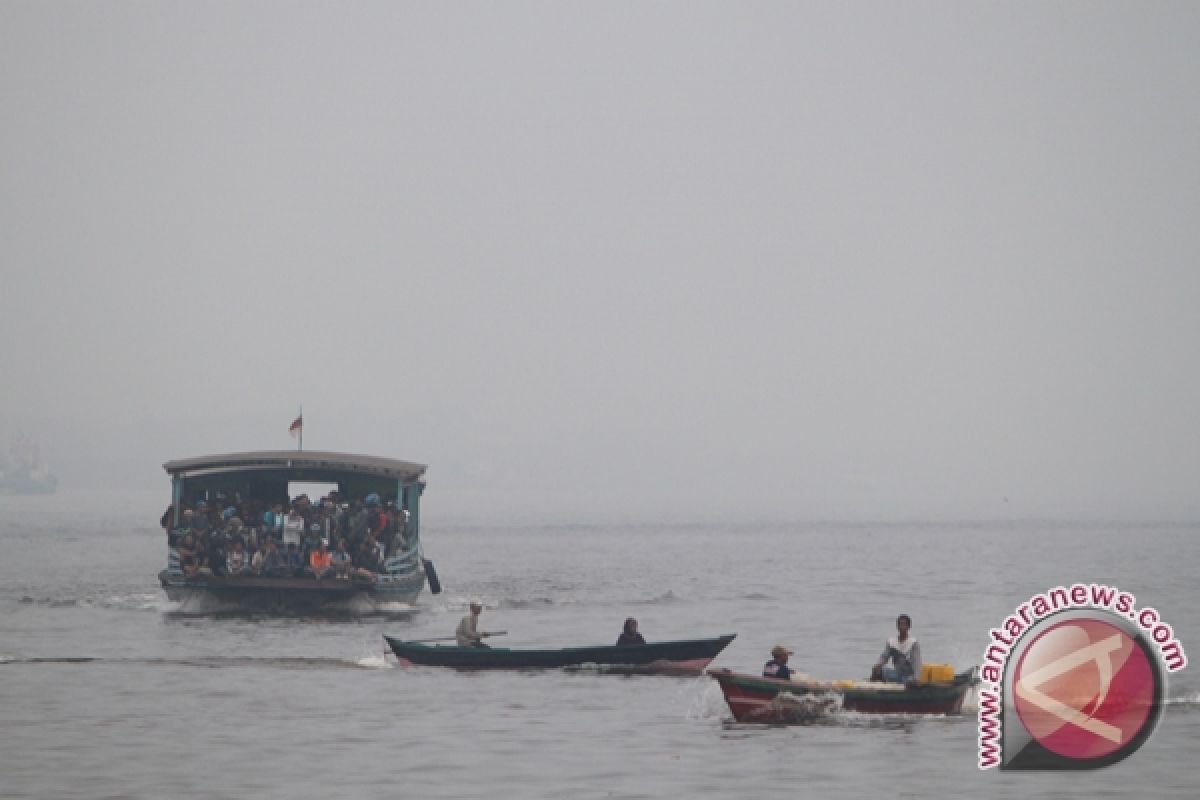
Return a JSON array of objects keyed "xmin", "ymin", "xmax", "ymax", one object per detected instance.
[
  {"xmin": 456, "ymin": 599, "xmax": 490, "ymax": 648},
  {"xmin": 763, "ymin": 645, "xmax": 797, "ymax": 680}
]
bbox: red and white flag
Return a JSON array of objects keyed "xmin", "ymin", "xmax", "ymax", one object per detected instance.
[{"xmin": 288, "ymin": 415, "xmax": 303, "ymax": 437}]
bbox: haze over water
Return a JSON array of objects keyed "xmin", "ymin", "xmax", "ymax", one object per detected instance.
[
  {"xmin": 2, "ymin": 2, "xmax": 1197, "ymax": 796},
  {"xmin": 2, "ymin": 3, "xmax": 1198, "ymax": 523}
]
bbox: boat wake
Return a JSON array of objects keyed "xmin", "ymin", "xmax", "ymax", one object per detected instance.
[
  {"xmin": 17, "ymin": 591, "xmax": 193, "ymax": 613},
  {"xmin": 0, "ymin": 655, "xmax": 392, "ymax": 671}
]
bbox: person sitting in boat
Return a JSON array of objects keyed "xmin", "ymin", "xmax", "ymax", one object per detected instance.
[
  {"xmin": 191, "ymin": 532, "xmax": 214, "ymax": 578},
  {"xmin": 191, "ymin": 501, "xmax": 211, "ymax": 536},
  {"xmin": 161, "ymin": 504, "xmax": 177, "ymax": 542},
  {"xmin": 252, "ymin": 537, "xmax": 287, "ymax": 577},
  {"xmin": 366, "ymin": 498, "xmax": 389, "ymax": 550},
  {"xmin": 763, "ymin": 645, "xmax": 796, "ymax": 680},
  {"xmin": 205, "ymin": 530, "xmax": 227, "ymax": 577},
  {"xmin": 617, "ymin": 618, "xmax": 646, "ymax": 646},
  {"xmin": 456, "ymin": 599, "xmax": 489, "ymax": 648},
  {"xmin": 872, "ymin": 614, "xmax": 922, "ymax": 684},
  {"xmin": 284, "ymin": 541, "xmax": 305, "ymax": 577},
  {"xmin": 329, "ymin": 538, "xmax": 354, "ymax": 579},
  {"xmin": 309, "ymin": 539, "xmax": 333, "ymax": 580},
  {"xmin": 177, "ymin": 533, "xmax": 200, "ymax": 578},
  {"xmin": 226, "ymin": 540, "xmax": 249, "ymax": 575},
  {"xmin": 353, "ymin": 538, "xmax": 382, "ymax": 577},
  {"xmin": 395, "ymin": 505, "xmax": 412, "ymax": 550}
]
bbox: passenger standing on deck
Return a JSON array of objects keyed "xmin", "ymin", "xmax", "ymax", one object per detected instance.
[
  {"xmin": 191, "ymin": 501, "xmax": 210, "ymax": 537},
  {"xmin": 872, "ymin": 614, "xmax": 922, "ymax": 683},
  {"xmin": 348, "ymin": 499, "xmax": 368, "ymax": 548},
  {"xmin": 617, "ymin": 618, "xmax": 646, "ymax": 646},
  {"xmin": 283, "ymin": 506, "xmax": 305, "ymax": 550},
  {"xmin": 263, "ymin": 502, "xmax": 285, "ymax": 541},
  {"xmin": 763, "ymin": 645, "xmax": 796, "ymax": 680},
  {"xmin": 456, "ymin": 599, "xmax": 489, "ymax": 648}
]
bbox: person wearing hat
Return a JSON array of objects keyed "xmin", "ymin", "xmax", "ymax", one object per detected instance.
[
  {"xmin": 456, "ymin": 599, "xmax": 491, "ymax": 648},
  {"xmin": 763, "ymin": 644, "xmax": 797, "ymax": 680}
]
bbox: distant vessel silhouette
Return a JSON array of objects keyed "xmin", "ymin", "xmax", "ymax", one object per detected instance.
[{"xmin": 0, "ymin": 436, "xmax": 58, "ymax": 495}]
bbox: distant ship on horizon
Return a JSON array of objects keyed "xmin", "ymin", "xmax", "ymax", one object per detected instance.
[{"xmin": 0, "ymin": 436, "xmax": 58, "ymax": 495}]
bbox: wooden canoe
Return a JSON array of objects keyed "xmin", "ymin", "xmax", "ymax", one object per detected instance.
[{"xmin": 384, "ymin": 633, "xmax": 737, "ymax": 673}]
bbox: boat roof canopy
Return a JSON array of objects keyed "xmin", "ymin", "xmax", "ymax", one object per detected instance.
[{"xmin": 163, "ymin": 451, "xmax": 427, "ymax": 483}]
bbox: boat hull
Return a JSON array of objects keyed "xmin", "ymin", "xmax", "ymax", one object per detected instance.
[
  {"xmin": 384, "ymin": 634, "xmax": 737, "ymax": 673},
  {"xmin": 159, "ymin": 570, "xmax": 423, "ymax": 614},
  {"xmin": 708, "ymin": 668, "xmax": 976, "ymax": 722}
]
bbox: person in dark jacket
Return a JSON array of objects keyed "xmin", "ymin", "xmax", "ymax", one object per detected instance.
[
  {"xmin": 763, "ymin": 645, "xmax": 796, "ymax": 680},
  {"xmin": 616, "ymin": 618, "xmax": 646, "ymax": 646}
]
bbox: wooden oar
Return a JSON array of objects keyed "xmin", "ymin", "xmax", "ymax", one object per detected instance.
[{"xmin": 404, "ymin": 631, "xmax": 508, "ymax": 644}]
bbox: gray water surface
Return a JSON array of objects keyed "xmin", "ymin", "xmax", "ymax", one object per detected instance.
[{"xmin": 1, "ymin": 496, "xmax": 1196, "ymax": 798}]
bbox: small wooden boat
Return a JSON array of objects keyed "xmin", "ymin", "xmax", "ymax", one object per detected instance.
[
  {"xmin": 384, "ymin": 634, "xmax": 737, "ymax": 673},
  {"xmin": 708, "ymin": 667, "xmax": 978, "ymax": 722}
]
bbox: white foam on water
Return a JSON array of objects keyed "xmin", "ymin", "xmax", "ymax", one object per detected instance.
[
  {"xmin": 960, "ymin": 686, "xmax": 978, "ymax": 713},
  {"xmin": 370, "ymin": 601, "xmax": 416, "ymax": 614},
  {"xmin": 1168, "ymin": 690, "xmax": 1200, "ymax": 706},
  {"xmin": 356, "ymin": 653, "xmax": 393, "ymax": 670},
  {"xmin": 144, "ymin": 595, "xmax": 183, "ymax": 613},
  {"xmin": 685, "ymin": 678, "xmax": 732, "ymax": 721}
]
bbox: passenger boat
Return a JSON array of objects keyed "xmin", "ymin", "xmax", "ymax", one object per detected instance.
[
  {"xmin": 158, "ymin": 451, "xmax": 434, "ymax": 614},
  {"xmin": 708, "ymin": 667, "xmax": 978, "ymax": 722},
  {"xmin": 384, "ymin": 633, "xmax": 737, "ymax": 673}
]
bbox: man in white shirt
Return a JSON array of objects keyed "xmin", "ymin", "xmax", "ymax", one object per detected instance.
[{"xmin": 456, "ymin": 599, "xmax": 488, "ymax": 648}]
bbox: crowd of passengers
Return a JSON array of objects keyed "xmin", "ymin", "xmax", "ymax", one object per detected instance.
[{"xmin": 161, "ymin": 492, "xmax": 411, "ymax": 581}]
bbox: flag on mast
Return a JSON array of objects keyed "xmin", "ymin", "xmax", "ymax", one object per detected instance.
[{"xmin": 289, "ymin": 412, "xmax": 303, "ymax": 450}]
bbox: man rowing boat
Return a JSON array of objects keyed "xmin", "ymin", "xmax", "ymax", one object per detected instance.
[{"xmin": 456, "ymin": 598, "xmax": 490, "ymax": 648}]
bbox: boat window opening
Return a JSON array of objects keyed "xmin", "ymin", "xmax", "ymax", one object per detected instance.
[{"xmin": 288, "ymin": 481, "xmax": 339, "ymax": 501}]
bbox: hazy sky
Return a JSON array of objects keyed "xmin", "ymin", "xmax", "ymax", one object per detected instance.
[{"xmin": 2, "ymin": 2, "xmax": 1197, "ymax": 521}]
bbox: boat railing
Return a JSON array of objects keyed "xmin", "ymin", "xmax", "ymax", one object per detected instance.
[
  {"xmin": 163, "ymin": 538, "xmax": 424, "ymax": 584},
  {"xmin": 383, "ymin": 547, "xmax": 420, "ymax": 573}
]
